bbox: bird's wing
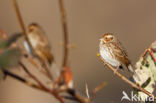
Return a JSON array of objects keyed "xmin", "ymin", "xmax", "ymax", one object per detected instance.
[
  {"xmin": 28, "ymin": 29, "xmax": 53, "ymax": 64},
  {"xmin": 37, "ymin": 45, "xmax": 53, "ymax": 64},
  {"xmin": 38, "ymin": 32, "xmax": 53, "ymax": 64},
  {"xmin": 110, "ymin": 41, "xmax": 130, "ymax": 65},
  {"xmin": 110, "ymin": 41, "xmax": 127, "ymax": 57},
  {"xmin": 37, "ymin": 29, "xmax": 51, "ymax": 48}
]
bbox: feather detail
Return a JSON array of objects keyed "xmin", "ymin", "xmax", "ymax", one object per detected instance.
[
  {"xmin": 24, "ymin": 23, "xmax": 54, "ymax": 65},
  {"xmin": 99, "ymin": 33, "xmax": 139, "ymax": 77},
  {"xmin": 99, "ymin": 43, "xmax": 120, "ymax": 67}
]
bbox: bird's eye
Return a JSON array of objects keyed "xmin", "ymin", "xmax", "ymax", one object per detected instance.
[{"xmin": 110, "ymin": 37, "xmax": 113, "ymax": 40}]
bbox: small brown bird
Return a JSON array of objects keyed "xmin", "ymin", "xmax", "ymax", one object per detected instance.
[
  {"xmin": 99, "ymin": 33, "xmax": 139, "ymax": 79},
  {"xmin": 24, "ymin": 23, "xmax": 53, "ymax": 65}
]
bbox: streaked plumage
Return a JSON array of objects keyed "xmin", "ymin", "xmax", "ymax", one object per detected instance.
[
  {"xmin": 24, "ymin": 23, "xmax": 53, "ymax": 64},
  {"xmin": 99, "ymin": 33, "xmax": 134, "ymax": 72}
]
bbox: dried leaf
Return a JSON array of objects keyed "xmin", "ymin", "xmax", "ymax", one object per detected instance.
[{"xmin": 85, "ymin": 83, "xmax": 90, "ymax": 98}]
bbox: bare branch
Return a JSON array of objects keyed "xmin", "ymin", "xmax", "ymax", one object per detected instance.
[
  {"xmin": 58, "ymin": 0, "xmax": 69, "ymax": 67},
  {"xmin": 98, "ymin": 56, "xmax": 156, "ymax": 99},
  {"xmin": 3, "ymin": 69, "xmax": 43, "ymax": 91},
  {"xmin": 12, "ymin": 0, "xmax": 54, "ymax": 81},
  {"xmin": 12, "ymin": 0, "xmax": 26, "ymax": 39},
  {"xmin": 90, "ymin": 81, "xmax": 107, "ymax": 100},
  {"xmin": 67, "ymin": 89, "xmax": 90, "ymax": 103},
  {"xmin": 19, "ymin": 61, "xmax": 65, "ymax": 103}
]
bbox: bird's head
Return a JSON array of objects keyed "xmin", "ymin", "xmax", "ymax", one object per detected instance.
[
  {"xmin": 100, "ymin": 33, "xmax": 114, "ymax": 44},
  {"xmin": 28, "ymin": 23, "xmax": 40, "ymax": 32}
]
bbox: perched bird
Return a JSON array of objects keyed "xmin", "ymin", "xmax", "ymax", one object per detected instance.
[
  {"xmin": 24, "ymin": 23, "xmax": 53, "ymax": 65},
  {"xmin": 99, "ymin": 33, "xmax": 139, "ymax": 79}
]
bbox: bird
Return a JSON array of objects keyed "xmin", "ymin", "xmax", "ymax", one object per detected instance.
[
  {"xmin": 24, "ymin": 23, "xmax": 54, "ymax": 65},
  {"xmin": 99, "ymin": 33, "xmax": 140, "ymax": 79}
]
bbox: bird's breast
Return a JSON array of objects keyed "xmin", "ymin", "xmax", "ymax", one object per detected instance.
[
  {"xmin": 99, "ymin": 45, "xmax": 120, "ymax": 67},
  {"xmin": 28, "ymin": 33, "xmax": 40, "ymax": 48}
]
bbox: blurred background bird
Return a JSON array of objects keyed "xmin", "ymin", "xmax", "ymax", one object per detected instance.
[{"xmin": 24, "ymin": 23, "xmax": 54, "ymax": 65}]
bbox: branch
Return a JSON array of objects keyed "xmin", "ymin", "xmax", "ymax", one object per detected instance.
[
  {"xmin": 19, "ymin": 62, "xmax": 49, "ymax": 91},
  {"xmin": 12, "ymin": 0, "xmax": 54, "ymax": 81},
  {"xmin": 11, "ymin": 1, "xmax": 64, "ymax": 101},
  {"xmin": 98, "ymin": 56, "xmax": 156, "ymax": 99},
  {"xmin": 133, "ymin": 42, "xmax": 156, "ymax": 101},
  {"xmin": 11, "ymin": 0, "xmax": 34, "ymax": 53},
  {"xmin": 67, "ymin": 89, "xmax": 90, "ymax": 103},
  {"xmin": 58, "ymin": 0, "xmax": 69, "ymax": 67},
  {"xmin": 24, "ymin": 54, "xmax": 53, "ymax": 80},
  {"xmin": 38, "ymin": 59, "xmax": 54, "ymax": 81},
  {"xmin": 3, "ymin": 69, "xmax": 43, "ymax": 91},
  {"xmin": 12, "ymin": 0, "xmax": 26, "ymax": 36},
  {"xmin": 90, "ymin": 81, "xmax": 107, "ymax": 100},
  {"xmin": 19, "ymin": 61, "xmax": 65, "ymax": 103}
]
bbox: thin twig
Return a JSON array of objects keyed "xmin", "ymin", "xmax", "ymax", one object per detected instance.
[
  {"xmin": 3, "ymin": 69, "xmax": 43, "ymax": 91},
  {"xmin": 39, "ymin": 59, "xmax": 54, "ymax": 81},
  {"xmin": 12, "ymin": 0, "xmax": 54, "ymax": 81},
  {"xmin": 24, "ymin": 54, "xmax": 50, "ymax": 77},
  {"xmin": 67, "ymin": 89, "xmax": 90, "ymax": 103},
  {"xmin": 11, "ymin": 0, "xmax": 34, "ymax": 54},
  {"xmin": 12, "ymin": 0, "xmax": 26, "ymax": 37},
  {"xmin": 58, "ymin": 1, "xmax": 91, "ymax": 102},
  {"xmin": 58, "ymin": 0, "xmax": 69, "ymax": 67},
  {"xmin": 98, "ymin": 56, "xmax": 156, "ymax": 99},
  {"xmin": 90, "ymin": 82, "xmax": 107, "ymax": 100},
  {"xmin": 19, "ymin": 61, "xmax": 65, "ymax": 103},
  {"xmin": 67, "ymin": 81, "xmax": 106, "ymax": 103},
  {"xmin": 0, "ymin": 29, "xmax": 44, "ymax": 92},
  {"xmin": 11, "ymin": 1, "xmax": 63, "ymax": 101},
  {"xmin": 19, "ymin": 61, "xmax": 50, "ymax": 91}
]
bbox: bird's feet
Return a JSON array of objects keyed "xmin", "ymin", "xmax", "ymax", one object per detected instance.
[{"xmin": 113, "ymin": 65, "xmax": 120, "ymax": 74}]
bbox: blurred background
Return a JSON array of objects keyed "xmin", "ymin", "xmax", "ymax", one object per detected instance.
[{"xmin": 0, "ymin": 0, "xmax": 156, "ymax": 103}]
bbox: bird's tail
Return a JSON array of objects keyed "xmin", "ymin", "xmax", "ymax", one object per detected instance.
[{"xmin": 128, "ymin": 65, "xmax": 141, "ymax": 81}]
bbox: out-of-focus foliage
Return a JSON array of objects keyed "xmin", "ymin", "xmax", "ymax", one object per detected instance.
[
  {"xmin": 0, "ymin": 33, "xmax": 22, "ymax": 49},
  {"xmin": 0, "ymin": 33, "xmax": 22, "ymax": 81},
  {"xmin": 133, "ymin": 41, "xmax": 156, "ymax": 103},
  {"xmin": 0, "ymin": 48, "xmax": 21, "ymax": 69}
]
